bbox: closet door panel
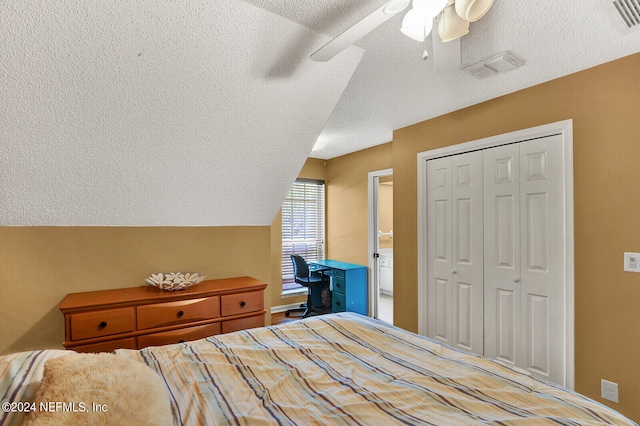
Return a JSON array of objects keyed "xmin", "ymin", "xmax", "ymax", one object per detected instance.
[
  {"xmin": 496, "ymin": 195, "xmax": 516, "ymax": 268},
  {"xmin": 427, "ymin": 157, "xmax": 453, "ymax": 345},
  {"xmin": 434, "ymin": 278, "xmax": 449, "ymax": 340},
  {"xmin": 495, "ymin": 288, "xmax": 516, "ymax": 364},
  {"xmin": 455, "ymin": 282, "xmax": 473, "ymax": 349},
  {"xmin": 483, "ymin": 143, "xmax": 520, "ymax": 366},
  {"xmin": 519, "ymin": 136, "xmax": 565, "ymax": 384},
  {"xmin": 451, "ymin": 151, "xmax": 483, "ymax": 355},
  {"xmin": 527, "ymin": 293, "xmax": 550, "ymax": 374}
]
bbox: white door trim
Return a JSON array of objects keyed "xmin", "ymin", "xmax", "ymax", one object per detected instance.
[
  {"xmin": 417, "ymin": 120, "xmax": 574, "ymax": 389},
  {"xmin": 368, "ymin": 168, "xmax": 393, "ymax": 319}
]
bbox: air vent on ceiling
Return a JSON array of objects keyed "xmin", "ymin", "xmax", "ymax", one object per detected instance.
[
  {"xmin": 463, "ymin": 51, "xmax": 525, "ymax": 78},
  {"xmin": 602, "ymin": 0, "xmax": 640, "ymax": 33}
]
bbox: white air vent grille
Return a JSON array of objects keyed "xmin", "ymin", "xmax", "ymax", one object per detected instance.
[
  {"xmin": 603, "ymin": 0, "xmax": 640, "ymax": 33},
  {"xmin": 463, "ymin": 51, "xmax": 525, "ymax": 78},
  {"xmin": 614, "ymin": 0, "xmax": 640, "ymax": 28}
]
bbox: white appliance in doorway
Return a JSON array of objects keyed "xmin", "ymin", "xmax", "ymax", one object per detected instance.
[{"xmin": 378, "ymin": 249, "xmax": 394, "ymax": 296}]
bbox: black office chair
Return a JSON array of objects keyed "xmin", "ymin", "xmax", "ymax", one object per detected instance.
[{"xmin": 285, "ymin": 255, "xmax": 330, "ymax": 318}]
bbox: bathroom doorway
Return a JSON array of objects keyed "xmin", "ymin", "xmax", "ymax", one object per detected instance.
[{"xmin": 368, "ymin": 169, "xmax": 393, "ymax": 325}]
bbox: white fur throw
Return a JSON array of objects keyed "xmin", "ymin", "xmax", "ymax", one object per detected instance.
[{"xmin": 23, "ymin": 353, "xmax": 173, "ymax": 426}]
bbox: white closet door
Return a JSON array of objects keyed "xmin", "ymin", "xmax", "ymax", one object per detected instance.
[
  {"xmin": 483, "ymin": 135, "xmax": 566, "ymax": 385},
  {"xmin": 422, "ymin": 127, "xmax": 571, "ymax": 387},
  {"xmin": 427, "ymin": 152, "xmax": 483, "ymax": 354},
  {"xmin": 427, "ymin": 157, "xmax": 453, "ymax": 345},
  {"xmin": 451, "ymin": 151, "xmax": 484, "ymax": 354},
  {"xmin": 518, "ymin": 135, "xmax": 565, "ymax": 385},
  {"xmin": 483, "ymin": 143, "xmax": 521, "ymax": 367}
]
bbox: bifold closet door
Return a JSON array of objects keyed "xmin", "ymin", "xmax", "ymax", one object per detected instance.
[
  {"xmin": 483, "ymin": 135, "xmax": 566, "ymax": 385},
  {"xmin": 427, "ymin": 151, "xmax": 483, "ymax": 355},
  {"xmin": 482, "ymin": 143, "xmax": 521, "ymax": 367}
]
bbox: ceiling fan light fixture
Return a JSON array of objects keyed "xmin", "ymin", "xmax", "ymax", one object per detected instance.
[
  {"xmin": 438, "ymin": 4, "xmax": 469, "ymax": 42},
  {"xmin": 401, "ymin": 8, "xmax": 433, "ymax": 42},
  {"xmin": 454, "ymin": 0, "xmax": 494, "ymax": 22}
]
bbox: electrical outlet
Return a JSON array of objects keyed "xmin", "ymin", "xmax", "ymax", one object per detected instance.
[{"xmin": 601, "ymin": 379, "xmax": 619, "ymax": 403}]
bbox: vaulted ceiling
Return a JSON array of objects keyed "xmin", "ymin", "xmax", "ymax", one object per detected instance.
[
  {"xmin": 245, "ymin": 0, "xmax": 640, "ymax": 159},
  {"xmin": 2, "ymin": 0, "xmax": 639, "ymax": 226},
  {"xmin": 1, "ymin": 0, "xmax": 362, "ymax": 226}
]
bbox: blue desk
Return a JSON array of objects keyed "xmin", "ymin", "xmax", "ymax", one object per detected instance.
[{"xmin": 310, "ymin": 260, "xmax": 368, "ymax": 315}]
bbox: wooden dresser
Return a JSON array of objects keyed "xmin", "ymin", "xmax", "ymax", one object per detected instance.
[{"xmin": 59, "ymin": 276, "xmax": 267, "ymax": 353}]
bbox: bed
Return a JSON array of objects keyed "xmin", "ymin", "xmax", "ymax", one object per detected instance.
[{"xmin": 1, "ymin": 312, "xmax": 636, "ymax": 425}]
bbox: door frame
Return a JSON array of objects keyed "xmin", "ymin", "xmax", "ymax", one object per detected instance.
[
  {"xmin": 416, "ymin": 120, "xmax": 575, "ymax": 389},
  {"xmin": 368, "ymin": 168, "xmax": 393, "ymax": 319}
]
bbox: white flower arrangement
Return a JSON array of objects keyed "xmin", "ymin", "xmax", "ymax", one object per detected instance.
[{"xmin": 145, "ymin": 272, "xmax": 206, "ymax": 291}]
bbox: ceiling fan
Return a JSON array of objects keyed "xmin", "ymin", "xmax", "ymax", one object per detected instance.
[{"xmin": 310, "ymin": 0, "xmax": 494, "ymax": 74}]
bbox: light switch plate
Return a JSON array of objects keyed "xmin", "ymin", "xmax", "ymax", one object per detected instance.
[{"xmin": 624, "ymin": 252, "xmax": 640, "ymax": 272}]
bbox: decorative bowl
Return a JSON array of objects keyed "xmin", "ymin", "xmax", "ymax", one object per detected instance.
[{"xmin": 145, "ymin": 272, "xmax": 206, "ymax": 291}]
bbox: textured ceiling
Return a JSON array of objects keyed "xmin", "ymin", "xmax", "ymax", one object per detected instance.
[
  {"xmin": 2, "ymin": 0, "xmax": 640, "ymax": 226},
  {"xmin": 245, "ymin": 0, "xmax": 640, "ymax": 159},
  {"xmin": 0, "ymin": 0, "xmax": 362, "ymax": 225}
]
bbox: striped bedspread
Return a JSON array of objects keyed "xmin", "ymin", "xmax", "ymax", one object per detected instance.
[
  {"xmin": 0, "ymin": 349, "xmax": 70, "ymax": 426},
  {"xmin": 115, "ymin": 313, "xmax": 635, "ymax": 426}
]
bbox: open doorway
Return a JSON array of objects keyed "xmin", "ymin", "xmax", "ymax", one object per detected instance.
[{"xmin": 368, "ymin": 169, "xmax": 393, "ymax": 325}]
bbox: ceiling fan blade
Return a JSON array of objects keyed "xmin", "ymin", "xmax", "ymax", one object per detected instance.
[
  {"xmin": 432, "ymin": 18, "xmax": 461, "ymax": 74},
  {"xmin": 311, "ymin": 0, "xmax": 410, "ymax": 62}
]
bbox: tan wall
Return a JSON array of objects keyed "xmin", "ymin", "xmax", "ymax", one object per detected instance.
[
  {"xmin": 392, "ymin": 53, "xmax": 640, "ymax": 420},
  {"xmin": 0, "ymin": 226, "xmax": 271, "ymax": 354},
  {"xmin": 2, "ymin": 156, "xmax": 326, "ymax": 355},
  {"xmin": 270, "ymin": 158, "xmax": 327, "ymax": 309},
  {"xmin": 325, "ymin": 143, "xmax": 393, "ymax": 265}
]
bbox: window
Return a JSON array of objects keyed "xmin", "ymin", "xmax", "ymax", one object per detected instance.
[{"xmin": 281, "ymin": 179, "xmax": 325, "ymax": 291}]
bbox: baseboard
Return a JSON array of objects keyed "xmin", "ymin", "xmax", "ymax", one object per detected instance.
[
  {"xmin": 281, "ymin": 288, "xmax": 307, "ymax": 297},
  {"xmin": 271, "ymin": 302, "xmax": 305, "ymax": 314}
]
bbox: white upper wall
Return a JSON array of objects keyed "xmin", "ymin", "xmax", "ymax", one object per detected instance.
[{"xmin": 0, "ymin": 0, "xmax": 363, "ymax": 226}]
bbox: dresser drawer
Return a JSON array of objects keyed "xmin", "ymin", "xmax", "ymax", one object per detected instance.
[
  {"xmin": 138, "ymin": 323, "xmax": 221, "ymax": 348},
  {"xmin": 72, "ymin": 338, "xmax": 136, "ymax": 353},
  {"xmin": 332, "ymin": 292, "xmax": 346, "ymax": 313},
  {"xmin": 221, "ymin": 291, "xmax": 263, "ymax": 317},
  {"xmin": 70, "ymin": 307, "xmax": 134, "ymax": 341},
  {"xmin": 137, "ymin": 297, "xmax": 220, "ymax": 330},
  {"xmin": 332, "ymin": 276, "xmax": 346, "ymax": 295},
  {"xmin": 332, "ymin": 268, "xmax": 345, "ymax": 279},
  {"xmin": 222, "ymin": 314, "xmax": 264, "ymax": 334}
]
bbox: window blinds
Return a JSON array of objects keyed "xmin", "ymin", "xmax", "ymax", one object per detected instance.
[{"xmin": 281, "ymin": 179, "xmax": 325, "ymax": 288}]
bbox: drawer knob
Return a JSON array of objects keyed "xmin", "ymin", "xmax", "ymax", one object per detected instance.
[
  {"xmin": 336, "ymin": 301, "xmax": 341, "ymax": 306},
  {"xmin": 240, "ymin": 301, "xmax": 246, "ymax": 308},
  {"xmin": 177, "ymin": 310, "xmax": 184, "ymax": 317},
  {"xmin": 98, "ymin": 321, "xmax": 108, "ymax": 329}
]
